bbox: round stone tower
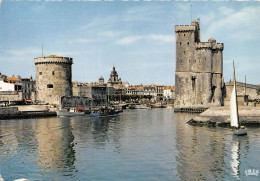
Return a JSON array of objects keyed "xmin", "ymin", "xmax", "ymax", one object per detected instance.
[{"xmin": 34, "ymin": 55, "xmax": 73, "ymax": 106}]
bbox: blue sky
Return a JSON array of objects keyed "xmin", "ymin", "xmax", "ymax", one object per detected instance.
[{"xmin": 0, "ymin": 1, "xmax": 259, "ymax": 85}]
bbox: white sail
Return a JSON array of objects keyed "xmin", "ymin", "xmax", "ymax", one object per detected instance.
[{"xmin": 230, "ymin": 62, "xmax": 239, "ymax": 128}]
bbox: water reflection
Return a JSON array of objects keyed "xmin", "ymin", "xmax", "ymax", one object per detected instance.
[
  {"xmin": 90, "ymin": 116, "xmax": 122, "ymax": 153},
  {"xmin": 0, "ymin": 120, "xmax": 18, "ymax": 161},
  {"xmin": 174, "ymin": 113, "xmax": 226, "ymax": 180},
  {"xmin": 0, "ymin": 110, "xmax": 258, "ymax": 180},
  {"xmin": 230, "ymin": 135, "xmax": 249, "ymax": 180},
  {"xmin": 35, "ymin": 117, "xmax": 75, "ymax": 170}
]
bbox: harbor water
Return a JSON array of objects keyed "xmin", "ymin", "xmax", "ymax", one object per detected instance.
[{"xmin": 0, "ymin": 109, "xmax": 259, "ymax": 180}]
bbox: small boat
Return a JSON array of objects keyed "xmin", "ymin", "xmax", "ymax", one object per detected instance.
[
  {"xmin": 90, "ymin": 106, "xmax": 121, "ymax": 118},
  {"xmin": 230, "ymin": 61, "xmax": 247, "ymax": 135},
  {"xmin": 56, "ymin": 107, "xmax": 85, "ymax": 117},
  {"xmin": 135, "ymin": 105, "xmax": 149, "ymax": 109},
  {"xmin": 151, "ymin": 103, "xmax": 166, "ymax": 108}
]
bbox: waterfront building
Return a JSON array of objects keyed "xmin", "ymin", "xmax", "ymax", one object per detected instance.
[
  {"xmin": 125, "ymin": 85, "xmax": 144, "ymax": 96},
  {"xmin": 174, "ymin": 19, "xmax": 225, "ymax": 109},
  {"xmin": 0, "ymin": 73, "xmax": 36, "ymax": 104},
  {"xmin": 0, "ymin": 79, "xmax": 20, "ymax": 92},
  {"xmin": 16, "ymin": 77, "xmax": 36, "ymax": 101},
  {"xmin": 107, "ymin": 65, "xmax": 122, "ymax": 86},
  {"xmin": 34, "ymin": 55, "xmax": 73, "ymax": 106},
  {"xmin": 143, "ymin": 86, "xmax": 157, "ymax": 98},
  {"xmin": 99, "ymin": 76, "xmax": 105, "ymax": 85},
  {"xmin": 164, "ymin": 86, "xmax": 175, "ymax": 100},
  {"xmin": 155, "ymin": 85, "xmax": 164, "ymax": 100},
  {"xmin": 122, "ymin": 81, "xmax": 130, "ymax": 87},
  {"xmin": 73, "ymin": 84, "xmax": 107, "ymax": 107},
  {"xmin": 0, "ymin": 75, "xmax": 23, "ymax": 104}
]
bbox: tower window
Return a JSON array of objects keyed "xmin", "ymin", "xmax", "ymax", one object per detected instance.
[
  {"xmin": 39, "ymin": 72, "xmax": 42, "ymax": 75},
  {"xmin": 191, "ymin": 76, "xmax": 196, "ymax": 91},
  {"xmin": 187, "ymin": 42, "xmax": 189, "ymax": 45},
  {"xmin": 180, "ymin": 42, "xmax": 182, "ymax": 45},
  {"xmin": 184, "ymin": 34, "xmax": 185, "ymax": 37},
  {"xmin": 52, "ymin": 71, "xmax": 55, "ymax": 75},
  {"xmin": 47, "ymin": 84, "xmax": 53, "ymax": 88},
  {"xmin": 184, "ymin": 51, "xmax": 186, "ymax": 54}
]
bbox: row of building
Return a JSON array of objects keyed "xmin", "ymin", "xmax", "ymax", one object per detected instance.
[
  {"xmin": 0, "ymin": 58, "xmax": 174, "ymax": 107},
  {"xmin": 0, "ymin": 73, "xmax": 35, "ymax": 105}
]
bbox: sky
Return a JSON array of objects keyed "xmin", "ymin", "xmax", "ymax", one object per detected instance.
[{"xmin": 0, "ymin": 1, "xmax": 259, "ymax": 86}]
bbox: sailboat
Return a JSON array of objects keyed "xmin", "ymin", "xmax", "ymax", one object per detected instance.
[{"xmin": 230, "ymin": 61, "xmax": 247, "ymax": 135}]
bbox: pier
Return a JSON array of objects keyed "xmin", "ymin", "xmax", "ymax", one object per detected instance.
[{"xmin": 174, "ymin": 107, "xmax": 208, "ymax": 113}]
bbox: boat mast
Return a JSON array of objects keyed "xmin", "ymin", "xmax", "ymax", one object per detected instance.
[
  {"xmin": 233, "ymin": 61, "xmax": 240, "ymax": 125},
  {"xmin": 244, "ymin": 75, "xmax": 246, "ymax": 96}
]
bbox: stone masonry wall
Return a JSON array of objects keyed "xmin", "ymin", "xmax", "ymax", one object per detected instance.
[
  {"xmin": 0, "ymin": 91, "xmax": 23, "ymax": 102},
  {"xmin": 35, "ymin": 56, "xmax": 73, "ymax": 106},
  {"xmin": 174, "ymin": 19, "xmax": 224, "ymax": 109}
]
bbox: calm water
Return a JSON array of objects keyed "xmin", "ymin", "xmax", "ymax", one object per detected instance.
[{"xmin": 0, "ymin": 109, "xmax": 259, "ymax": 181}]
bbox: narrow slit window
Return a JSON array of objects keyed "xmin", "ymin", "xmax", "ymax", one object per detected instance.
[
  {"xmin": 47, "ymin": 84, "xmax": 53, "ymax": 88},
  {"xmin": 52, "ymin": 71, "xmax": 55, "ymax": 75}
]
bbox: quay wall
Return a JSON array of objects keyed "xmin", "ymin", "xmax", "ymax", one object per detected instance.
[
  {"xmin": 0, "ymin": 106, "xmax": 56, "ymax": 119},
  {"xmin": 0, "ymin": 107, "xmax": 19, "ymax": 115},
  {"xmin": 188, "ymin": 106, "xmax": 260, "ymax": 126},
  {"xmin": 0, "ymin": 91, "xmax": 23, "ymax": 102}
]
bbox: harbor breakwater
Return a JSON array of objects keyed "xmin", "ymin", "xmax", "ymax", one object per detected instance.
[
  {"xmin": 188, "ymin": 106, "xmax": 260, "ymax": 126},
  {"xmin": 0, "ymin": 106, "xmax": 56, "ymax": 119}
]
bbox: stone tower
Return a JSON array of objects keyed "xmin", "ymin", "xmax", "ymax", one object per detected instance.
[
  {"xmin": 174, "ymin": 19, "xmax": 224, "ymax": 109},
  {"xmin": 34, "ymin": 55, "xmax": 73, "ymax": 106},
  {"xmin": 107, "ymin": 65, "xmax": 122, "ymax": 86}
]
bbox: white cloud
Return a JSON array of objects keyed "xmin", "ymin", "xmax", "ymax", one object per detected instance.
[
  {"xmin": 200, "ymin": 11, "xmax": 216, "ymax": 26},
  {"xmin": 148, "ymin": 34, "xmax": 175, "ymax": 43},
  {"xmin": 116, "ymin": 36, "xmax": 143, "ymax": 45},
  {"xmin": 100, "ymin": 31, "xmax": 116, "ymax": 37},
  {"xmin": 218, "ymin": 6, "xmax": 235, "ymax": 16},
  {"xmin": 116, "ymin": 34, "xmax": 175, "ymax": 45},
  {"xmin": 71, "ymin": 38, "xmax": 100, "ymax": 44},
  {"xmin": 204, "ymin": 6, "xmax": 260, "ymax": 41},
  {"xmin": 6, "ymin": 47, "xmax": 41, "ymax": 56}
]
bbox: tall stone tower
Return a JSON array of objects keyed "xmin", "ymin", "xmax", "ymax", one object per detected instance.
[
  {"xmin": 34, "ymin": 55, "xmax": 73, "ymax": 106},
  {"xmin": 174, "ymin": 19, "xmax": 224, "ymax": 109}
]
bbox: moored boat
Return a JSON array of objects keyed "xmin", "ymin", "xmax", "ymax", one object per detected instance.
[
  {"xmin": 90, "ymin": 106, "xmax": 121, "ymax": 118},
  {"xmin": 56, "ymin": 107, "xmax": 85, "ymax": 117}
]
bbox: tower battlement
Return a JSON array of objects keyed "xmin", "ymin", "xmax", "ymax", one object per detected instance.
[
  {"xmin": 213, "ymin": 43, "xmax": 224, "ymax": 50},
  {"xmin": 34, "ymin": 55, "xmax": 73, "ymax": 65},
  {"xmin": 196, "ymin": 42, "xmax": 212, "ymax": 50},
  {"xmin": 195, "ymin": 42, "xmax": 224, "ymax": 50},
  {"xmin": 175, "ymin": 25, "xmax": 196, "ymax": 32}
]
